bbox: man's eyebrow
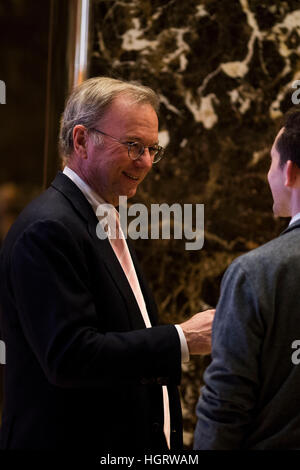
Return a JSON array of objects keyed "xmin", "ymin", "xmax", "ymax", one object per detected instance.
[
  {"xmin": 124, "ymin": 135, "xmax": 140, "ymax": 141},
  {"xmin": 125, "ymin": 136, "xmax": 159, "ymax": 145}
]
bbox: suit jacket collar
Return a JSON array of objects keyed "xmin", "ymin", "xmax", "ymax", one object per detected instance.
[
  {"xmin": 50, "ymin": 172, "xmax": 157, "ymax": 329},
  {"xmin": 51, "ymin": 171, "xmax": 98, "ymax": 229},
  {"xmin": 280, "ymin": 219, "xmax": 300, "ymax": 236}
]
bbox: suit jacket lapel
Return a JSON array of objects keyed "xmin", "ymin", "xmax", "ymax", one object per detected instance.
[
  {"xmin": 50, "ymin": 172, "xmax": 149, "ymax": 330},
  {"xmin": 92, "ymin": 233, "xmax": 147, "ymax": 330},
  {"xmin": 127, "ymin": 240, "xmax": 159, "ymax": 326}
]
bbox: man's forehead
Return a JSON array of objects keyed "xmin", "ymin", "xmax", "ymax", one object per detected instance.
[{"xmin": 271, "ymin": 127, "xmax": 285, "ymax": 156}]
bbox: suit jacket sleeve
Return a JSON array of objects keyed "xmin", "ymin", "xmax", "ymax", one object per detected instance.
[
  {"xmin": 9, "ymin": 219, "xmax": 181, "ymax": 388},
  {"xmin": 194, "ymin": 259, "xmax": 264, "ymax": 449}
]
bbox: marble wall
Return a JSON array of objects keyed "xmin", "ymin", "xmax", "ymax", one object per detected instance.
[{"xmin": 90, "ymin": 0, "xmax": 300, "ymax": 448}]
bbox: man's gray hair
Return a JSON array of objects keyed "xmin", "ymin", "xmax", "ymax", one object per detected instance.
[{"xmin": 59, "ymin": 76, "xmax": 160, "ymax": 162}]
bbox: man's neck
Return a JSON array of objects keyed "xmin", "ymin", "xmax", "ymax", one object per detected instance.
[
  {"xmin": 289, "ymin": 189, "xmax": 300, "ymax": 219},
  {"xmin": 63, "ymin": 166, "xmax": 107, "ymax": 213}
]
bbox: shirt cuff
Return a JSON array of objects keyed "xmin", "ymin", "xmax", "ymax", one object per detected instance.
[{"xmin": 174, "ymin": 325, "xmax": 190, "ymax": 363}]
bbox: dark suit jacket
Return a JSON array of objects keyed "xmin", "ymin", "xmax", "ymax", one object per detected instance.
[
  {"xmin": 0, "ymin": 172, "xmax": 183, "ymax": 451},
  {"xmin": 194, "ymin": 220, "xmax": 300, "ymax": 449}
]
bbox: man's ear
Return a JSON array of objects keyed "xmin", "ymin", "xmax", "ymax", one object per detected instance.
[
  {"xmin": 285, "ymin": 160, "xmax": 300, "ymax": 188},
  {"xmin": 73, "ymin": 125, "xmax": 88, "ymax": 159}
]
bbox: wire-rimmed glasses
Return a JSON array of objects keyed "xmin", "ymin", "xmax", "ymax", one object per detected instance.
[{"xmin": 89, "ymin": 128, "xmax": 165, "ymax": 164}]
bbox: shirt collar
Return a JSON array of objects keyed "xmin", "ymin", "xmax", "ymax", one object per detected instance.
[
  {"xmin": 289, "ymin": 212, "xmax": 300, "ymax": 227},
  {"xmin": 62, "ymin": 166, "xmax": 121, "ymax": 238},
  {"xmin": 63, "ymin": 166, "xmax": 106, "ymax": 214}
]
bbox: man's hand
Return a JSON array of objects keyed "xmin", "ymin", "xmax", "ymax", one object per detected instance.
[{"xmin": 179, "ymin": 309, "xmax": 215, "ymax": 355}]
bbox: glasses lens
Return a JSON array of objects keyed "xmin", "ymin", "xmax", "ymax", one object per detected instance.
[
  {"xmin": 128, "ymin": 142, "xmax": 143, "ymax": 160},
  {"xmin": 128, "ymin": 142, "xmax": 164, "ymax": 163},
  {"xmin": 152, "ymin": 147, "xmax": 164, "ymax": 163}
]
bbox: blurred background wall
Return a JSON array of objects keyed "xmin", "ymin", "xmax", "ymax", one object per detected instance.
[{"xmin": 1, "ymin": 0, "xmax": 300, "ymax": 448}]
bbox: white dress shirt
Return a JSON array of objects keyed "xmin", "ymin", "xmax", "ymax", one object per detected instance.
[{"xmin": 289, "ymin": 212, "xmax": 300, "ymax": 226}]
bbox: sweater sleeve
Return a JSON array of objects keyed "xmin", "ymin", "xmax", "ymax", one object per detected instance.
[{"xmin": 194, "ymin": 259, "xmax": 264, "ymax": 449}]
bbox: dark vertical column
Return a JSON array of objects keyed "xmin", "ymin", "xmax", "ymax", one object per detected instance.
[
  {"xmin": 43, "ymin": 0, "xmax": 91, "ymax": 187},
  {"xmin": 42, "ymin": 0, "xmax": 71, "ymax": 188},
  {"xmin": 0, "ymin": 0, "xmax": 72, "ymax": 424}
]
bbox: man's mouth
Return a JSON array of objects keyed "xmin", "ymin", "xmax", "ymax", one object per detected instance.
[{"xmin": 123, "ymin": 171, "xmax": 139, "ymax": 181}]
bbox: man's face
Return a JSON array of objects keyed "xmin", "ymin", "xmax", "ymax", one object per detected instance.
[
  {"xmin": 268, "ymin": 127, "xmax": 291, "ymax": 217},
  {"xmin": 82, "ymin": 95, "xmax": 158, "ymax": 206}
]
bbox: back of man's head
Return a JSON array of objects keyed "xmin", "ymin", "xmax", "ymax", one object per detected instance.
[
  {"xmin": 276, "ymin": 107, "xmax": 300, "ymax": 169},
  {"xmin": 59, "ymin": 76, "xmax": 159, "ymax": 164}
]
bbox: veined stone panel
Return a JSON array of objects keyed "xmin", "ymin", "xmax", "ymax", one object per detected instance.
[{"xmin": 90, "ymin": 0, "xmax": 300, "ymax": 448}]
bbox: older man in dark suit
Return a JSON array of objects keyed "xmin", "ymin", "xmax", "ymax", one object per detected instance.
[
  {"xmin": 194, "ymin": 108, "xmax": 300, "ymax": 450},
  {"xmin": 0, "ymin": 77, "xmax": 214, "ymax": 451}
]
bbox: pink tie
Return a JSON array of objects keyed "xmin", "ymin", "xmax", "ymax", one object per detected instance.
[{"xmin": 107, "ymin": 210, "xmax": 171, "ymax": 449}]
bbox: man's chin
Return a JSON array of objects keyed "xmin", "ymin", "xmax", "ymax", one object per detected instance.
[
  {"xmin": 126, "ymin": 187, "xmax": 138, "ymax": 200},
  {"xmin": 115, "ymin": 189, "xmax": 137, "ymax": 204}
]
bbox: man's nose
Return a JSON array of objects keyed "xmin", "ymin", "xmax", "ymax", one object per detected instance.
[{"xmin": 134, "ymin": 147, "xmax": 153, "ymax": 168}]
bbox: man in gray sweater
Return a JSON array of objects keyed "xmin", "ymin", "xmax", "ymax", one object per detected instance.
[{"xmin": 194, "ymin": 108, "xmax": 300, "ymax": 450}]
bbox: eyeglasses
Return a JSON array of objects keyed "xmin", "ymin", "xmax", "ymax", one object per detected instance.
[{"xmin": 89, "ymin": 128, "xmax": 165, "ymax": 164}]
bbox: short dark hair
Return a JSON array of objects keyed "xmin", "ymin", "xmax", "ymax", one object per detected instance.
[{"xmin": 276, "ymin": 107, "xmax": 300, "ymax": 168}]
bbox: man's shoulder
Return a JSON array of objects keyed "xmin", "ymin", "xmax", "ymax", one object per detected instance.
[
  {"xmin": 7, "ymin": 188, "xmax": 70, "ymax": 232},
  {"xmin": 229, "ymin": 224, "xmax": 300, "ymax": 277},
  {"xmin": 1, "ymin": 176, "xmax": 91, "ymax": 255}
]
